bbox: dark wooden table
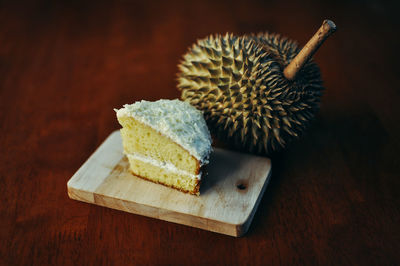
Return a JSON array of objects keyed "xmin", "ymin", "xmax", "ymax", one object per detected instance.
[{"xmin": 1, "ymin": 0, "xmax": 399, "ymax": 265}]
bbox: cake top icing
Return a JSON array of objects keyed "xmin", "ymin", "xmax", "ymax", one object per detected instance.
[{"xmin": 115, "ymin": 99, "xmax": 212, "ymax": 164}]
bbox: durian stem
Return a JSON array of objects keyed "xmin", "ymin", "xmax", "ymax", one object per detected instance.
[{"xmin": 283, "ymin": 19, "xmax": 337, "ymax": 80}]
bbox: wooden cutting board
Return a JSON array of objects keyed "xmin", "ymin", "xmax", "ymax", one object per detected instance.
[{"xmin": 67, "ymin": 131, "xmax": 272, "ymax": 237}]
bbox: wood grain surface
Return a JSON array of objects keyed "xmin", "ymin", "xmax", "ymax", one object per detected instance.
[
  {"xmin": 1, "ymin": 0, "xmax": 399, "ymax": 265},
  {"xmin": 67, "ymin": 131, "xmax": 272, "ymax": 237}
]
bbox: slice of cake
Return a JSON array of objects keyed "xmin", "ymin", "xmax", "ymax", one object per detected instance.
[{"xmin": 115, "ymin": 99, "xmax": 212, "ymax": 195}]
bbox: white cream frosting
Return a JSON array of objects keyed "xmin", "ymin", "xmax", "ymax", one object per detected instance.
[
  {"xmin": 126, "ymin": 153, "xmax": 201, "ymax": 180},
  {"xmin": 115, "ymin": 99, "xmax": 212, "ymax": 165}
]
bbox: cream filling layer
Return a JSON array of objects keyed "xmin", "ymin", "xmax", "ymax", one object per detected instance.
[{"xmin": 126, "ymin": 152, "xmax": 201, "ymax": 180}]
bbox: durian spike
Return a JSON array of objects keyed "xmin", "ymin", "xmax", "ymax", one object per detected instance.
[{"xmin": 283, "ymin": 19, "xmax": 337, "ymax": 80}]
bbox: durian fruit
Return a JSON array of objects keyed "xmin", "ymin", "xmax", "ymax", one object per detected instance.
[{"xmin": 178, "ymin": 20, "xmax": 336, "ymax": 154}]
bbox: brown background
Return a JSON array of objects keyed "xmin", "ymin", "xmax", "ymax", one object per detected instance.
[{"xmin": 1, "ymin": 0, "xmax": 399, "ymax": 265}]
